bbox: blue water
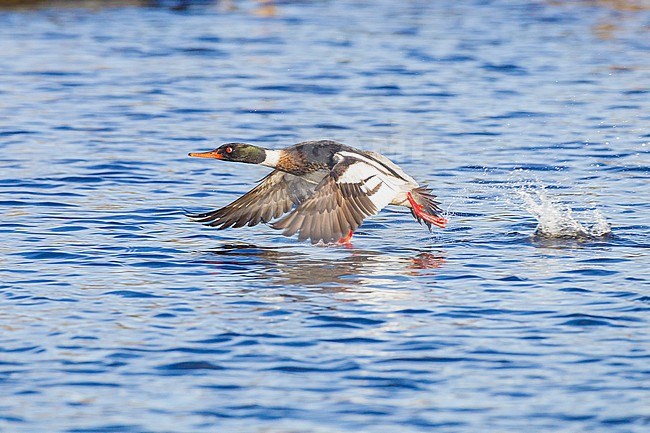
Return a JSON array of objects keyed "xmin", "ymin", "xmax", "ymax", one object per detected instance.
[{"xmin": 1, "ymin": 1, "xmax": 649, "ymax": 431}]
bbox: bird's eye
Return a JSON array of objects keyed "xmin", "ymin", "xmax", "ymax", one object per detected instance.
[{"xmin": 225, "ymin": 146, "xmax": 233, "ymax": 154}]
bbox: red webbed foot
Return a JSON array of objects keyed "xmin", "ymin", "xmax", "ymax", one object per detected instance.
[
  {"xmin": 407, "ymin": 192, "xmax": 447, "ymax": 229},
  {"xmin": 337, "ymin": 229, "xmax": 354, "ymax": 244}
]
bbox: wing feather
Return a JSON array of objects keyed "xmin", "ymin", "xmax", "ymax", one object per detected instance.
[
  {"xmin": 189, "ymin": 170, "xmax": 316, "ymax": 229},
  {"xmin": 272, "ymin": 156, "xmax": 398, "ymax": 244}
]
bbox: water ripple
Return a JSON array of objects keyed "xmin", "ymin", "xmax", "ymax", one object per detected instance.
[{"xmin": 0, "ymin": 1, "xmax": 648, "ymax": 432}]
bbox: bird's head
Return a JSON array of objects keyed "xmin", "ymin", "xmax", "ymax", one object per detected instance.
[{"xmin": 189, "ymin": 143, "xmax": 266, "ymax": 164}]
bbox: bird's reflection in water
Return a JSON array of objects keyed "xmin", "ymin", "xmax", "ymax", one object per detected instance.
[
  {"xmin": 408, "ymin": 252, "xmax": 446, "ymax": 274},
  {"xmin": 203, "ymin": 243, "xmax": 446, "ymax": 289}
]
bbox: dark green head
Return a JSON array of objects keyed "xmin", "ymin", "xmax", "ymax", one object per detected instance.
[{"xmin": 189, "ymin": 143, "xmax": 266, "ymax": 164}]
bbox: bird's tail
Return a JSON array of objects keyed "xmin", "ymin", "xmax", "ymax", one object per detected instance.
[{"xmin": 407, "ymin": 186, "xmax": 447, "ymax": 230}]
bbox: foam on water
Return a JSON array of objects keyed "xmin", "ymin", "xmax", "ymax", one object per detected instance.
[{"xmin": 516, "ymin": 187, "xmax": 611, "ymax": 239}]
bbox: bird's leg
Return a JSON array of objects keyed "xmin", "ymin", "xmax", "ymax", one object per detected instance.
[
  {"xmin": 407, "ymin": 192, "xmax": 447, "ymax": 228},
  {"xmin": 337, "ymin": 229, "xmax": 354, "ymax": 244}
]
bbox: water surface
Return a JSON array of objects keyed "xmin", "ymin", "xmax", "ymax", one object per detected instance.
[{"xmin": 0, "ymin": 1, "xmax": 649, "ymax": 432}]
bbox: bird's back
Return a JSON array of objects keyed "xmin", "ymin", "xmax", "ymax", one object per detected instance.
[
  {"xmin": 278, "ymin": 140, "xmax": 355, "ymax": 175},
  {"xmin": 289, "ymin": 140, "xmax": 355, "ymax": 162}
]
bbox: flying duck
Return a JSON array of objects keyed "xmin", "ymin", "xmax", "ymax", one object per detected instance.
[{"xmin": 188, "ymin": 140, "xmax": 447, "ymax": 244}]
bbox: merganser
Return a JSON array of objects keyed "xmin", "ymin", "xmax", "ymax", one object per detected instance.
[{"xmin": 188, "ymin": 140, "xmax": 447, "ymax": 245}]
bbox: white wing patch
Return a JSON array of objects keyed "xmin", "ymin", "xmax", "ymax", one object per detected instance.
[
  {"xmin": 337, "ymin": 150, "xmax": 418, "ymax": 186},
  {"xmin": 364, "ymin": 150, "xmax": 419, "ymax": 186},
  {"xmin": 337, "ymin": 159, "xmax": 399, "ymax": 211},
  {"xmin": 367, "ymin": 179, "xmax": 399, "ymax": 210}
]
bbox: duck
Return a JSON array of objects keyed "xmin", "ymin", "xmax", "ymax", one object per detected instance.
[{"xmin": 188, "ymin": 140, "xmax": 447, "ymax": 245}]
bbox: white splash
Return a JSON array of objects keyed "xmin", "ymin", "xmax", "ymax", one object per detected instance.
[
  {"xmin": 516, "ymin": 188, "xmax": 611, "ymax": 239},
  {"xmin": 589, "ymin": 209, "xmax": 612, "ymax": 238}
]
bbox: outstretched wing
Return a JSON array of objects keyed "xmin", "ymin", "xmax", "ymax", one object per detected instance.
[
  {"xmin": 272, "ymin": 155, "xmax": 399, "ymax": 244},
  {"xmin": 189, "ymin": 170, "xmax": 316, "ymax": 229}
]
